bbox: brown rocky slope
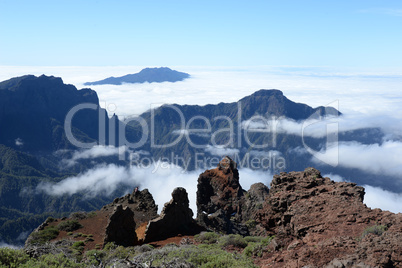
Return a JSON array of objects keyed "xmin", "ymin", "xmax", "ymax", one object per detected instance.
[{"xmin": 25, "ymin": 158, "xmax": 401, "ymax": 267}]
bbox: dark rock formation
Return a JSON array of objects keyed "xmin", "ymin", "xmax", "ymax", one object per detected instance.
[
  {"xmin": 104, "ymin": 204, "xmax": 138, "ymax": 247},
  {"xmin": 256, "ymin": 167, "xmax": 402, "ymax": 268},
  {"xmin": 102, "ymin": 188, "xmax": 158, "ymax": 225},
  {"xmin": 196, "ymin": 156, "xmax": 257, "ymax": 235},
  {"xmin": 144, "ymin": 187, "xmax": 196, "ymax": 242},
  {"xmin": 84, "ymin": 67, "xmax": 190, "ymax": 86}
]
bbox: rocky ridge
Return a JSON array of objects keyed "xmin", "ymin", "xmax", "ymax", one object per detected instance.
[
  {"xmin": 24, "ymin": 158, "xmax": 401, "ymax": 267},
  {"xmin": 256, "ymin": 167, "xmax": 402, "ymax": 268}
]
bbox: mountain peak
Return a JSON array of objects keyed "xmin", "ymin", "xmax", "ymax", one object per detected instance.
[
  {"xmin": 251, "ymin": 89, "xmax": 284, "ymax": 96},
  {"xmin": 84, "ymin": 67, "xmax": 190, "ymax": 86}
]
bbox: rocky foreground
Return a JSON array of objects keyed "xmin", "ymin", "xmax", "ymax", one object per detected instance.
[{"xmin": 25, "ymin": 157, "xmax": 402, "ymax": 267}]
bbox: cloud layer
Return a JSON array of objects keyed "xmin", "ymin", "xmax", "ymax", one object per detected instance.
[
  {"xmin": 59, "ymin": 145, "xmax": 126, "ymax": 166},
  {"xmin": 1, "ymin": 66, "xmax": 401, "ymax": 215},
  {"xmin": 316, "ymin": 141, "xmax": 402, "ymax": 178},
  {"xmin": 36, "ymin": 162, "xmax": 273, "ymax": 214}
]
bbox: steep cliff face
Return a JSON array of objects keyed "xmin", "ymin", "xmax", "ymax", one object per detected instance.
[{"xmin": 0, "ymin": 75, "xmax": 102, "ymax": 151}]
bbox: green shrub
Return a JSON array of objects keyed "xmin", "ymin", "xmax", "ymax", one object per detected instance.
[
  {"xmin": 244, "ymin": 236, "xmax": 263, "ymax": 243},
  {"xmin": 106, "ymin": 245, "xmax": 136, "ymax": 260},
  {"xmin": 136, "ymin": 244, "xmax": 154, "ymax": 253},
  {"xmin": 245, "ymin": 220, "xmax": 257, "ymax": 229},
  {"xmin": 57, "ymin": 220, "xmax": 83, "ymax": 232},
  {"xmin": 243, "ymin": 242, "xmax": 264, "ymax": 257},
  {"xmin": 85, "ymin": 237, "xmax": 94, "ymax": 243},
  {"xmin": 194, "ymin": 232, "xmax": 220, "ymax": 244},
  {"xmin": 28, "ymin": 226, "xmax": 59, "ymax": 245},
  {"xmin": 103, "ymin": 242, "xmax": 117, "ymax": 251},
  {"xmin": 20, "ymin": 253, "xmax": 84, "ymax": 268},
  {"xmin": 136, "ymin": 244, "xmax": 257, "ymax": 268},
  {"xmin": 69, "ymin": 212, "xmax": 87, "ymax": 220},
  {"xmin": 45, "ymin": 217, "xmax": 55, "ymax": 224},
  {"xmin": 362, "ymin": 225, "xmax": 388, "ymax": 238},
  {"xmin": 243, "ymin": 236, "xmax": 272, "ymax": 257},
  {"xmin": 73, "ymin": 233, "xmax": 84, "ymax": 238},
  {"xmin": 0, "ymin": 248, "xmax": 30, "ymax": 268},
  {"xmin": 85, "ymin": 249, "xmax": 106, "ymax": 266},
  {"xmin": 87, "ymin": 211, "xmax": 97, "ymax": 218},
  {"xmin": 71, "ymin": 241, "xmax": 85, "ymax": 252},
  {"xmin": 218, "ymin": 234, "xmax": 247, "ymax": 248}
]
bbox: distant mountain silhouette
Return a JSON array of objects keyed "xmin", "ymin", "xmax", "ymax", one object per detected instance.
[
  {"xmin": 84, "ymin": 67, "xmax": 190, "ymax": 86},
  {"xmin": 0, "ymin": 75, "xmax": 110, "ymax": 152}
]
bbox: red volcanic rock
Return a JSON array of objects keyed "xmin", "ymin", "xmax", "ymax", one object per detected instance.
[
  {"xmin": 196, "ymin": 156, "xmax": 269, "ymax": 235},
  {"xmin": 256, "ymin": 167, "xmax": 402, "ymax": 268},
  {"xmin": 196, "ymin": 156, "xmax": 249, "ymax": 234},
  {"xmin": 197, "ymin": 156, "xmax": 243, "ymax": 217}
]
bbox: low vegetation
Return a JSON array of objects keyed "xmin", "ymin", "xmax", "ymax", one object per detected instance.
[
  {"xmin": 1, "ymin": 233, "xmax": 274, "ymax": 267},
  {"xmin": 27, "ymin": 226, "xmax": 59, "ymax": 245},
  {"xmin": 361, "ymin": 224, "xmax": 388, "ymax": 238},
  {"xmin": 57, "ymin": 220, "xmax": 83, "ymax": 232}
]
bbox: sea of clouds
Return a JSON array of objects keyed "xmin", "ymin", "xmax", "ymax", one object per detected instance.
[{"xmin": 1, "ymin": 65, "xmax": 401, "ymax": 213}]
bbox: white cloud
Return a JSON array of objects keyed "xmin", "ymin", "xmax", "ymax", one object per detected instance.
[
  {"xmin": 0, "ymin": 242, "xmax": 20, "ymax": 249},
  {"xmin": 36, "ymin": 164, "xmax": 133, "ymax": 197},
  {"xmin": 239, "ymin": 168, "xmax": 273, "ymax": 191},
  {"xmin": 241, "ymin": 113, "xmax": 402, "ymax": 139},
  {"xmin": 15, "ymin": 138, "xmax": 23, "ymax": 146},
  {"xmin": 61, "ymin": 145, "xmax": 126, "ymax": 166},
  {"xmin": 314, "ymin": 141, "xmax": 402, "ymax": 177},
  {"xmin": 35, "ymin": 161, "xmax": 274, "ymax": 215},
  {"xmin": 323, "ymin": 173, "xmax": 346, "ymax": 183},
  {"xmin": 2, "ymin": 66, "xmax": 402, "ymax": 120},
  {"xmin": 363, "ymin": 185, "xmax": 402, "ymax": 214},
  {"xmin": 205, "ymin": 145, "xmax": 240, "ymax": 156},
  {"xmin": 36, "ymin": 162, "xmax": 203, "ymax": 214}
]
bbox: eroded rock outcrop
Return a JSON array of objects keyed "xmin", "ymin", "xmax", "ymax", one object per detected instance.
[
  {"xmin": 102, "ymin": 188, "xmax": 158, "ymax": 225},
  {"xmin": 104, "ymin": 204, "xmax": 138, "ymax": 247},
  {"xmin": 144, "ymin": 187, "xmax": 197, "ymax": 243},
  {"xmin": 196, "ymin": 156, "xmax": 268, "ymax": 235},
  {"xmin": 196, "ymin": 156, "xmax": 245, "ymax": 234},
  {"xmin": 256, "ymin": 167, "xmax": 402, "ymax": 268}
]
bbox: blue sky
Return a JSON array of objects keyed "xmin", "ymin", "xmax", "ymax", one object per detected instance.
[{"xmin": 1, "ymin": 0, "xmax": 402, "ymax": 67}]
